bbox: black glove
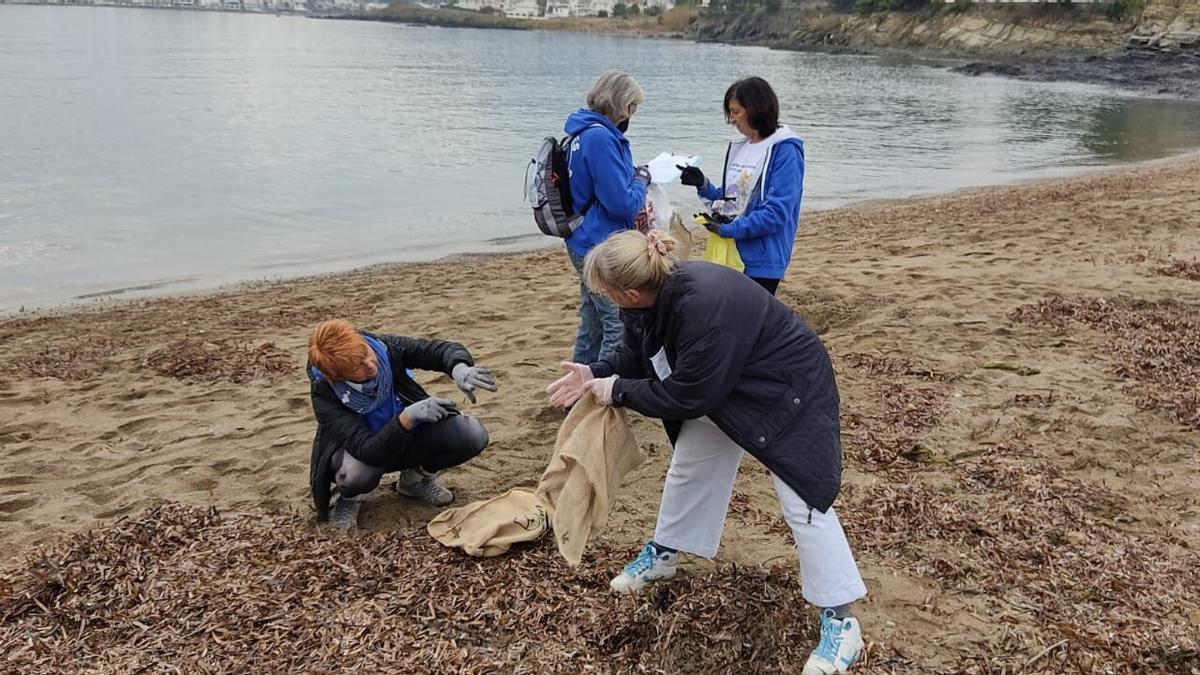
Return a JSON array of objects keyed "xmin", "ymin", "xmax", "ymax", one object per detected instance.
[
  {"xmin": 678, "ymin": 165, "xmax": 706, "ymax": 188},
  {"xmin": 694, "ymin": 212, "xmax": 733, "ymax": 234},
  {"xmin": 633, "ymin": 165, "xmax": 651, "ymax": 187}
]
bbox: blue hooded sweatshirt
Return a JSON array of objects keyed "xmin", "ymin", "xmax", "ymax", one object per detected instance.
[
  {"xmin": 697, "ymin": 127, "xmax": 805, "ymax": 280},
  {"xmin": 563, "ymin": 109, "xmax": 647, "ymax": 258}
]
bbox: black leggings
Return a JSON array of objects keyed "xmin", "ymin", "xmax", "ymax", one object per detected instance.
[
  {"xmin": 332, "ymin": 414, "xmax": 489, "ymax": 497},
  {"xmin": 748, "ymin": 276, "xmax": 780, "ymax": 296}
]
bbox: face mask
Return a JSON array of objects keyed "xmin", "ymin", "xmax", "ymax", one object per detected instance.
[{"xmin": 617, "ymin": 118, "xmax": 630, "ymax": 133}]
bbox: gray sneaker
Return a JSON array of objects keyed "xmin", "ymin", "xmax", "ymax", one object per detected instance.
[
  {"xmin": 395, "ymin": 468, "xmax": 454, "ymax": 507},
  {"xmin": 328, "ymin": 494, "xmax": 363, "ymax": 531}
]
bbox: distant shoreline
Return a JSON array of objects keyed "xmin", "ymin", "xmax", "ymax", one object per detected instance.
[
  {"xmin": 365, "ymin": 4, "xmax": 1200, "ymax": 103},
  {"xmin": 10, "ymin": 1, "xmax": 1196, "ymax": 102},
  {"xmin": 1, "ymin": 1, "xmax": 315, "ymax": 15}
]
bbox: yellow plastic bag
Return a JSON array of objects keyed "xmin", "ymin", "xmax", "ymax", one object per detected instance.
[{"xmin": 703, "ymin": 232, "xmax": 744, "ymax": 272}]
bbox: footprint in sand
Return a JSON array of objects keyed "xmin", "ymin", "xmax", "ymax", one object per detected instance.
[
  {"xmin": 95, "ymin": 505, "xmax": 133, "ymax": 520},
  {"xmin": 0, "ymin": 429, "xmax": 35, "ymax": 443},
  {"xmin": 0, "ymin": 496, "xmax": 36, "ymax": 517},
  {"xmin": 84, "ymin": 488, "xmax": 118, "ymax": 506},
  {"xmin": 116, "ymin": 417, "xmax": 157, "ymax": 435}
]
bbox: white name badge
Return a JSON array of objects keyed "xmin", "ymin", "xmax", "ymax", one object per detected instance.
[{"xmin": 651, "ymin": 347, "xmax": 673, "ymax": 381}]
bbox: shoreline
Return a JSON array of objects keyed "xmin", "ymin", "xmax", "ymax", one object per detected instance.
[{"xmin": 8, "ymin": 148, "xmax": 1200, "ymax": 320}]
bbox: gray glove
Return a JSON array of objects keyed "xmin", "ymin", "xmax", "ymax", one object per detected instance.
[
  {"xmin": 404, "ymin": 397, "xmax": 456, "ymax": 426},
  {"xmin": 452, "ymin": 363, "xmax": 498, "ymax": 403},
  {"xmin": 633, "ymin": 165, "xmax": 651, "ymax": 187}
]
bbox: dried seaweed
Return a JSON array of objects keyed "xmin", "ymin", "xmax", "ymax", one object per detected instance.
[
  {"xmin": 0, "ymin": 504, "xmax": 856, "ymax": 674},
  {"xmin": 840, "ymin": 455, "xmax": 1200, "ymax": 673},
  {"xmin": 1010, "ymin": 296, "xmax": 1200, "ymax": 429},
  {"xmin": 837, "ymin": 353, "xmax": 952, "ymax": 467},
  {"xmin": 1153, "ymin": 260, "xmax": 1200, "ymax": 282},
  {"xmin": 840, "ymin": 352, "xmax": 954, "ymax": 384},
  {"xmin": 3, "ymin": 499, "xmax": 1194, "ymax": 673},
  {"xmin": 143, "ymin": 339, "xmax": 294, "ymax": 384},
  {"xmin": 0, "ymin": 336, "xmax": 128, "ymax": 381}
]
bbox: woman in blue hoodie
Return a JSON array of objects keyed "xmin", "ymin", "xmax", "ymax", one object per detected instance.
[
  {"xmin": 681, "ymin": 77, "xmax": 805, "ymax": 296},
  {"xmin": 563, "ymin": 70, "xmax": 652, "ymax": 364}
]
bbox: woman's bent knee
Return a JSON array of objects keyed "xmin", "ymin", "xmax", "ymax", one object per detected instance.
[
  {"xmin": 466, "ymin": 416, "xmax": 490, "ymax": 453},
  {"xmin": 334, "ymin": 451, "xmax": 383, "ymax": 497}
]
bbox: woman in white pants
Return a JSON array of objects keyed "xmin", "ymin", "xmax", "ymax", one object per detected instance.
[{"xmin": 548, "ymin": 230, "xmax": 867, "ymax": 675}]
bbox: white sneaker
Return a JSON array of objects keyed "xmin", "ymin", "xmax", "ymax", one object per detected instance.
[
  {"xmin": 328, "ymin": 494, "xmax": 362, "ymax": 531},
  {"xmin": 802, "ymin": 609, "xmax": 864, "ymax": 674},
  {"xmin": 609, "ymin": 541, "xmax": 679, "ymax": 594},
  {"xmin": 394, "ymin": 468, "xmax": 454, "ymax": 507}
]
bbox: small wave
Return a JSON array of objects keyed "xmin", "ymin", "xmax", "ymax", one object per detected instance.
[
  {"xmin": 74, "ymin": 277, "xmax": 201, "ymax": 300},
  {"xmin": 484, "ymin": 232, "xmax": 543, "ymax": 246},
  {"xmin": 0, "ymin": 242, "xmax": 70, "ymax": 268}
]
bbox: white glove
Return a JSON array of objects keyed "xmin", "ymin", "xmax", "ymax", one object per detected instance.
[
  {"xmin": 584, "ymin": 375, "xmax": 618, "ymax": 406},
  {"xmin": 546, "ymin": 362, "xmax": 594, "ymax": 408}
]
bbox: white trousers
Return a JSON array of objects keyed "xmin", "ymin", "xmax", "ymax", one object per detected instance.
[{"xmin": 652, "ymin": 416, "xmax": 868, "ymax": 608}]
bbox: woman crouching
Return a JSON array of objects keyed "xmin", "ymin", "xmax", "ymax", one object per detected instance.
[{"xmin": 308, "ymin": 320, "xmax": 497, "ymax": 529}]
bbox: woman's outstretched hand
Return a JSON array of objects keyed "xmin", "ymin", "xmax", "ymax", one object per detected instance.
[
  {"xmin": 547, "ymin": 362, "xmax": 594, "ymax": 407},
  {"xmin": 584, "ymin": 375, "xmax": 618, "ymax": 406}
]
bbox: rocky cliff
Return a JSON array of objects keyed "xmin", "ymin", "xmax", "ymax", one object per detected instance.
[
  {"xmin": 1130, "ymin": 0, "xmax": 1200, "ymax": 48},
  {"xmin": 693, "ymin": 5, "xmax": 1136, "ymax": 57},
  {"xmin": 693, "ymin": 0, "xmax": 1199, "ymax": 56}
]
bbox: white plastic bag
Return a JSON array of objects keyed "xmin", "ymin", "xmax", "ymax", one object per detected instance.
[
  {"xmin": 645, "ymin": 183, "xmax": 674, "ymax": 231},
  {"xmin": 646, "ymin": 152, "xmax": 701, "ymax": 185}
]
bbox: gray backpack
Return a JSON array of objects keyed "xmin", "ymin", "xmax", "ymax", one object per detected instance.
[{"xmin": 525, "ymin": 125, "xmax": 601, "ymax": 238}]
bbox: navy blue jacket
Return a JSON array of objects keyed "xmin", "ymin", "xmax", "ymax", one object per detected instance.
[
  {"xmin": 563, "ymin": 109, "xmax": 646, "ymax": 258},
  {"xmin": 697, "ymin": 128, "xmax": 805, "ymax": 280},
  {"xmin": 590, "ymin": 261, "xmax": 843, "ymax": 511}
]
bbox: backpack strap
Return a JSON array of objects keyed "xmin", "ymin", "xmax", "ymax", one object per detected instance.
[{"xmin": 569, "ymin": 123, "xmax": 613, "ymax": 218}]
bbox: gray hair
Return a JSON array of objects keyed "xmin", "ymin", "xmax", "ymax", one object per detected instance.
[{"xmin": 586, "ymin": 70, "xmax": 645, "ymax": 124}]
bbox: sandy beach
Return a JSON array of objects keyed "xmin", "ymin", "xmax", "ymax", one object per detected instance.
[{"xmin": 1, "ymin": 157, "xmax": 1198, "ymax": 670}]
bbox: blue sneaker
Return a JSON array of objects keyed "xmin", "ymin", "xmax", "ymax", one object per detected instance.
[
  {"xmin": 802, "ymin": 609, "xmax": 864, "ymax": 674},
  {"xmin": 609, "ymin": 541, "xmax": 678, "ymax": 594}
]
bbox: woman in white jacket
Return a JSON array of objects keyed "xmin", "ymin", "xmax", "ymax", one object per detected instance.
[{"xmin": 681, "ymin": 77, "xmax": 806, "ymax": 297}]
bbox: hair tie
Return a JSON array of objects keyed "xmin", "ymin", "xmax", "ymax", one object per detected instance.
[{"xmin": 645, "ymin": 230, "xmax": 668, "ymax": 256}]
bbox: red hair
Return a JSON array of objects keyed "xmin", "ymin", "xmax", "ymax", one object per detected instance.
[{"xmin": 308, "ymin": 319, "xmax": 368, "ymax": 381}]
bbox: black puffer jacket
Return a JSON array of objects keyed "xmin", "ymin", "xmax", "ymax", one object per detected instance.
[
  {"xmin": 591, "ymin": 261, "xmax": 844, "ymax": 512},
  {"xmin": 308, "ymin": 332, "xmax": 473, "ymax": 521}
]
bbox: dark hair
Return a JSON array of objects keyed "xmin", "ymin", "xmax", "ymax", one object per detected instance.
[{"xmin": 724, "ymin": 77, "xmax": 779, "ymax": 139}]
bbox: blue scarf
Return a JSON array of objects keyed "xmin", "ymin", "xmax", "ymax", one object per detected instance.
[{"xmin": 309, "ymin": 335, "xmax": 403, "ymax": 433}]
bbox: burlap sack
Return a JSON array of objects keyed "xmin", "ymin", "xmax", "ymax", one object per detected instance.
[
  {"xmin": 427, "ymin": 395, "xmax": 643, "ymax": 565},
  {"xmin": 426, "ymin": 487, "xmax": 551, "ymax": 558},
  {"xmin": 536, "ymin": 394, "xmax": 644, "ymax": 567},
  {"xmin": 669, "ymin": 212, "xmax": 694, "ymax": 260}
]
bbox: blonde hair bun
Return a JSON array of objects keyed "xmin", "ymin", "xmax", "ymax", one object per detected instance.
[{"xmin": 583, "ymin": 230, "xmax": 678, "ymax": 294}]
